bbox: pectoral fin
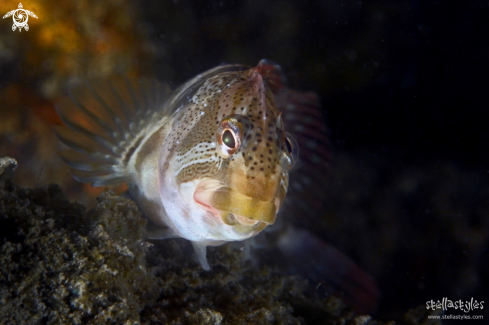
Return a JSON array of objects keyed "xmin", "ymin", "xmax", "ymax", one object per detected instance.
[
  {"xmin": 55, "ymin": 77, "xmax": 173, "ymax": 186},
  {"xmin": 191, "ymin": 242, "xmax": 211, "ymax": 271}
]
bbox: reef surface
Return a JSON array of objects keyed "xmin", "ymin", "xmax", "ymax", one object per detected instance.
[{"xmin": 0, "ymin": 157, "xmax": 440, "ymax": 324}]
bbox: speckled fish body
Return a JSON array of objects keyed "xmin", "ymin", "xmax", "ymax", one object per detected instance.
[{"xmin": 55, "ymin": 60, "xmax": 297, "ymax": 269}]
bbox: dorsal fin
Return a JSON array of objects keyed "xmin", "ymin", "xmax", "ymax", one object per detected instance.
[
  {"xmin": 254, "ymin": 59, "xmax": 287, "ymax": 94},
  {"xmin": 276, "ymin": 89, "xmax": 331, "ymax": 226},
  {"xmin": 55, "ymin": 77, "xmax": 173, "ymax": 186},
  {"xmin": 271, "ymin": 90, "xmax": 381, "ymax": 312}
]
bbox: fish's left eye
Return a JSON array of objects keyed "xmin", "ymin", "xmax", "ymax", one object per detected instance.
[
  {"xmin": 281, "ymin": 133, "xmax": 299, "ymax": 170},
  {"xmin": 285, "ymin": 137, "xmax": 293, "ymax": 154},
  {"xmin": 217, "ymin": 118, "xmax": 242, "ymax": 157},
  {"xmin": 222, "ymin": 130, "xmax": 236, "ymax": 149}
]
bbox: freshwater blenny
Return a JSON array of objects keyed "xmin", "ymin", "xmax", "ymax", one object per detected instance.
[{"xmin": 55, "ymin": 60, "xmax": 298, "ymax": 270}]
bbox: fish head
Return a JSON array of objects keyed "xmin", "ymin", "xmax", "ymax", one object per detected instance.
[{"xmin": 159, "ymin": 60, "xmax": 298, "ymax": 242}]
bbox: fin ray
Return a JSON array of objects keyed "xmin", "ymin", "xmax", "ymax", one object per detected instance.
[
  {"xmin": 60, "ymin": 150, "xmax": 118, "ymax": 172},
  {"xmin": 54, "ymin": 117, "xmax": 119, "ymax": 154},
  {"xmin": 72, "ymin": 169, "xmax": 128, "ymax": 186},
  {"xmin": 84, "ymin": 81, "xmax": 129, "ymax": 138},
  {"xmin": 66, "ymin": 89, "xmax": 120, "ymax": 143},
  {"xmin": 55, "ymin": 126, "xmax": 116, "ymax": 158},
  {"xmin": 55, "ymin": 77, "xmax": 173, "ymax": 186}
]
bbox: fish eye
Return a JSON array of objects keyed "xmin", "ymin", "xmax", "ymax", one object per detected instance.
[
  {"xmin": 285, "ymin": 137, "xmax": 293, "ymax": 154},
  {"xmin": 280, "ymin": 133, "xmax": 299, "ymax": 170},
  {"xmin": 217, "ymin": 117, "xmax": 242, "ymax": 157},
  {"xmin": 222, "ymin": 129, "xmax": 236, "ymax": 149}
]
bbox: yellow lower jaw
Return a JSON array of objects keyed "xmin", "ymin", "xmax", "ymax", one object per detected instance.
[
  {"xmin": 201, "ymin": 187, "xmax": 277, "ymax": 225},
  {"xmin": 213, "ymin": 188, "xmax": 277, "ymax": 224}
]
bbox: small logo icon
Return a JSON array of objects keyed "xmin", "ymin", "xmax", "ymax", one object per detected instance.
[{"xmin": 3, "ymin": 3, "xmax": 38, "ymax": 32}]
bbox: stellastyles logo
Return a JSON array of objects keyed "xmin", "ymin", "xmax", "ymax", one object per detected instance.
[
  {"xmin": 3, "ymin": 3, "xmax": 38, "ymax": 32},
  {"xmin": 426, "ymin": 297, "xmax": 484, "ymax": 313}
]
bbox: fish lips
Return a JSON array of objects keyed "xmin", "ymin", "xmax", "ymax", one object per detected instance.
[{"xmin": 193, "ymin": 183, "xmax": 278, "ymax": 232}]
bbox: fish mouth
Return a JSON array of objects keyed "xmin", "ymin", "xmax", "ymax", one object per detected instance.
[{"xmin": 193, "ymin": 180, "xmax": 278, "ymax": 232}]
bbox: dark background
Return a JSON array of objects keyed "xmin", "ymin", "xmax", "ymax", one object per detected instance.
[
  {"xmin": 139, "ymin": 0, "xmax": 489, "ymax": 167},
  {"xmin": 135, "ymin": 0, "xmax": 489, "ymax": 318},
  {"xmin": 1, "ymin": 0, "xmax": 488, "ymax": 321}
]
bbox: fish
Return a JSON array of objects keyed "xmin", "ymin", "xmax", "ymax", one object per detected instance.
[
  {"xmin": 55, "ymin": 60, "xmax": 380, "ymax": 312},
  {"xmin": 55, "ymin": 60, "xmax": 297, "ymax": 270}
]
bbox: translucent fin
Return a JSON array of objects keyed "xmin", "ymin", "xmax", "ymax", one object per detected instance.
[
  {"xmin": 243, "ymin": 238, "xmax": 251, "ymax": 260},
  {"xmin": 55, "ymin": 77, "xmax": 173, "ymax": 186},
  {"xmin": 277, "ymin": 225, "xmax": 380, "ymax": 314},
  {"xmin": 271, "ymin": 90, "xmax": 381, "ymax": 312},
  {"xmin": 191, "ymin": 242, "xmax": 211, "ymax": 271},
  {"xmin": 147, "ymin": 225, "xmax": 179, "ymax": 240},
  {"xmin": 254, "ymin": 59, "xmax": 287, "ymax": 94},
  {"xmin": 276, "ymin": 89, "xmax": 331, "ymax": 228}
]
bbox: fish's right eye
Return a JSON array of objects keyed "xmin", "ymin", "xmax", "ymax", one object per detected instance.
[{"xmin": 217, "ymin": 118, "xmax": 242, "ymax": 157}]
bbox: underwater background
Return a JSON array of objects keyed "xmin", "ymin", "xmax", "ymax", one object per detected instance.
[{"xmin": 0, "ymin": 0, "xmax": 488, "ymax": 323}]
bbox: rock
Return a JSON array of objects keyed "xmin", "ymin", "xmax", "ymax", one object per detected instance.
[
  {"xmin": 0, "ymin": 181, "xmax": 155, "ymax": 324},
  {"xmin": 0, "ymin": 178, "xmax": 435, "ymax": 324},
  {"xmin": 0, "ymin": 157, "xmax": 17, "ymax": 179}
]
